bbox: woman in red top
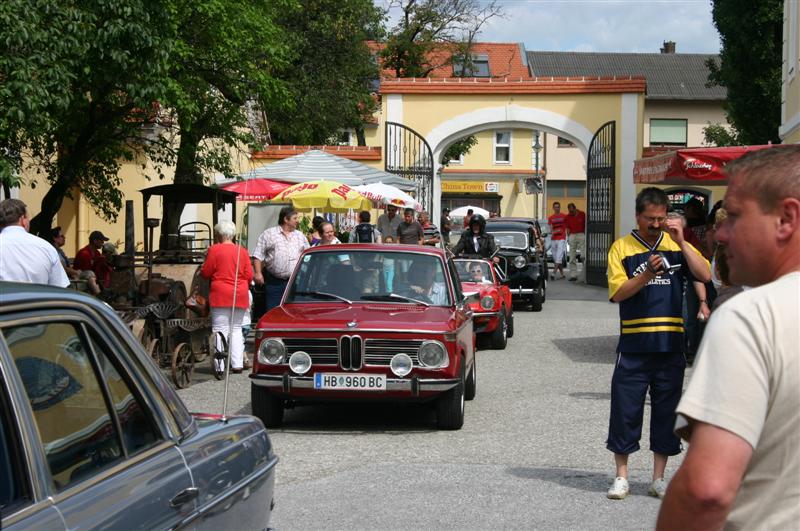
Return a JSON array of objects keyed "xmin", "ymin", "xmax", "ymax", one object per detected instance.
[{"xmin": 201, "ymin": 221, "xmax": 253, "ymax": 374}]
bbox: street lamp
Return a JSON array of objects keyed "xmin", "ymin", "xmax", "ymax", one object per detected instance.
[{"xmin": 532, "ymin": 131, "xmax": 543, "ymax": 217}]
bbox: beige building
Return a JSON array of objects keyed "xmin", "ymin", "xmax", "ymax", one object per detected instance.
[{"xmin": 781, "ymin": 0, "xmax": 800, "ymax": 143}]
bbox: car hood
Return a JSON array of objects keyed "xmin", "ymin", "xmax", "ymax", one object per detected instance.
[{"xmin": 258, "ymin": 303, "xmax": 458, "ymax": 333}]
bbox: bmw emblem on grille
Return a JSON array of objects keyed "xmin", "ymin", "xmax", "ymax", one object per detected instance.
[{"xmin": 347, "ymin": 321, "xmax": 357, "ymax": 328}]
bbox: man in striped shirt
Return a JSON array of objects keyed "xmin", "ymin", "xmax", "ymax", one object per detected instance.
[{"xmin": 419, "ymin": 211, "xmax": 441, "ymax": 247}]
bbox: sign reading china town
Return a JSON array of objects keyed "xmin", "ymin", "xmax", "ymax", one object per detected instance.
[{"xmin": 442, "ymin": 181, "xmax": 500, "ymax": 193}]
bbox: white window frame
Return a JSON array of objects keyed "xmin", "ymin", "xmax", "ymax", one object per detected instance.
[
  {"xmin": 649, "ymin": 118, "xmax": 687, "ymax": 147},
  {"xmin": 493, "ymin": 130, "xmax": 512, "ymax": 164},
  {"xmin": 789, "ymin": 0, "xmax": 798, "ymax": 82},
  {"xmin": 448, "ymin": 152, "xmax": 464, "ymax": 165}
]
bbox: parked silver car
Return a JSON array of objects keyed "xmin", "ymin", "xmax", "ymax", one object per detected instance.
[{"xmin": 0, "ymin": 282, "xmax": 277, "ymax": 530}]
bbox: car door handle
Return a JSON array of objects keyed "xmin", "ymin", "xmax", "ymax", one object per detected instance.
[{"xmin": 170, "ymin": 487, "xmax": 200, "ymax": 508}]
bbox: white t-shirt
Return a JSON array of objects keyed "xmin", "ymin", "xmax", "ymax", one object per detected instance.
[
  {"xmin": 675, "ymin": 271, "xmax": 800, "ymax": 530},
  {"xmin": 0, "ymin": 226, "xmax": 70, "ymax": 287}
]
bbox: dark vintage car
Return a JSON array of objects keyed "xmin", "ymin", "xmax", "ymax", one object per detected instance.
[
  {"xmin": 485, "ymin": 218, "xmax": 547, "ymax": 311},
  {"xmin": 250, "ymin": 244, "xmax": 476, "ymax": 430},
  {"xmin": 0, "ymin": 282, "xmax": 277, "ymax": 530},
  {"xmin": 453, "ymin": 258, "xmax": 513, "ymax": 349}
]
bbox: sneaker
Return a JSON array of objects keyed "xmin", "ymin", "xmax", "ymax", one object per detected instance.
[
  {"xmin": 607, "ymin": 477, "xmax": 630, "ymax": 500},
  {"xmin": 568, "ymin": 277, "xmax": 577, "ymax": 282},
  {"xmin": 649, "ymin": 478, "xmax": 667, "ymax": 499}
]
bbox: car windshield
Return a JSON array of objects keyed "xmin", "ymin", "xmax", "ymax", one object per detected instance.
[
  {"xmin": 487, "ymin": 231, "xmax": 528, "ymax": 249},
  {"xmin": 454, "ymin": 260, "xmax": 493, "ymax": 284},
  {"xmin": 286, "ymin": 250, "xmax": 452, "ymax": 306}
]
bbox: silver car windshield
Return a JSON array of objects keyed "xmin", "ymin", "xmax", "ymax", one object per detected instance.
[
  {"xmin": 454, "ymin": 259, "xmax": 493, "ymax": 284},
  {"xmin": 286, "ymin": 250, "xmax": 452, "ymax": 306},
  {"xmin": 487, "ymin": 231, "xmax": 528, "ymax": 249}
]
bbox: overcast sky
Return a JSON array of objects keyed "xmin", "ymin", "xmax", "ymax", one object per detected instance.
[{"xmin": 378, "ymin": 0, "xmax": 721, "ymax": 54}]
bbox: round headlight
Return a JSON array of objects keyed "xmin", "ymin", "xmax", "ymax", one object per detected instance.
[
  {"xmin": 288, "ymin": 351, "xmax": 312, "ymax": 375},
  {"xmin": 390, "ymin": 353, "xmax": 413, "ymax": 377},
  {"xmin": 513, "ymin": 255, "xmax": 527, "ymax": 268},
  {"xmin": 418, "ymin": 340, "xmax": 449, "ymax": 368},
  {"xmin": 480, "ymin": 295, "xmax": 495, "ymax": 310},
  {"xmin": 258, "ymin": 338, "xmax": 285, "ymax": 365}
]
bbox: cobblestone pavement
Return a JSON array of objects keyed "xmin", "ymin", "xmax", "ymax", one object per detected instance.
[{"xmin": 177, "ymin": 280, "xmax": 687, "ymax": 530}]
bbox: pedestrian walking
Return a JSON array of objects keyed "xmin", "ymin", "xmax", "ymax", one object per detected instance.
[
  {"xmin": 658, "ymin": 146, "xmax": 800, "ymax": 530},
  {"xmin": 452, "ymin": 214, "xmax": 498, "ymax": 261},
  {"xmin": 462, "ymin": 208, "xmax": 474, "ymax": 228},
  {"xmin": 253, "ymin": 206, "xmax": 309, "ymax": 311},
  {"xmin": 376, "ymin": 205, "xmax": 402, "ymax": 241},
  {"xmin": 349, "ymin": 210, "xmax": 382, "ymax": 243},
  {"xmin": 200, "ymin": 221, "xmax": 253, "ymax": 375},
  {"xmin": 440, "ymin": 208, "xmax": 452, "ymax": 247},
  {"xmin": 0, "ymin": 199, "xmax": 69, "ymax": 288},
  {"xmin": 548, "ymin": 202, "xmax": 567, "ymax": 279},
  {"xmin": 419, "ymin": 211, "xmax": 441, "ymax": 246},
  {"xmin": 397, "ymin": 208, "xmax": 423, "ymax": 245},
  {"xmin": 605, "ymin": 187, "xmax": 710, "ymax": 501},
  {"xmin": 565, "ymin": 203, "xmax": 586, "ymax": 282},
  {"xmin": 74, "ymin": 230, "xmax": 113, "ymax": 289}
]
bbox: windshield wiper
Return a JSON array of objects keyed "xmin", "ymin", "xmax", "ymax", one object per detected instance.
[
  {"xmin": 361, "ymin": 293, "xmax": 430, "ymax": 307},
  {"xmin": 292, "ymin": 291, "xmax": 352, "ymax": 304}
]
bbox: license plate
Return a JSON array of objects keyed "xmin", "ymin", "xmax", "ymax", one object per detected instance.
[{"xmin": 313, "ymin": 373, "xmax": 387, "ymax": 391}]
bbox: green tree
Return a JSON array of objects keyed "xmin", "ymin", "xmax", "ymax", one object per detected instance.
[
  {"xmin": 264, "ymin": 0, "xmax": 383, "ymax": 145},
  {"xmin": 707, "ymin": 0, "xmax": 783, "ymax": 145},
  {"xmin": 0, "ymin": 0, "xmax": 175, "ymax": 236},
  {"xmin": 702, "ymin": 123, "xmax": 741, "ymax": 147}
]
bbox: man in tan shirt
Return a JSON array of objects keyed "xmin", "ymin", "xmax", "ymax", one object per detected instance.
[{"xmin": 657, "ymin": 146, "xmax": 800, "ymax": 530}]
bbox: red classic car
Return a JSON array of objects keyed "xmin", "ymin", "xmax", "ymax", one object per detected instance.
[
  {"xmin": 249, "ymin": 244, "xmax": 476, "ymax": 430},
  {"xmin": 454, "ymin": 258, "xmax": 514, "ymax": 349}
]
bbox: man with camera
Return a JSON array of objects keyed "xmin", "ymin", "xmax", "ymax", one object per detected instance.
[{"xmin": 605, "ymin": 187, "xmax": 710, "ymax": 501}]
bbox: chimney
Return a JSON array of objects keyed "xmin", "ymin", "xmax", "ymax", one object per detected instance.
[{"xmin": 661, "ymin": 41, "xmax": 676, "ymax": 54}]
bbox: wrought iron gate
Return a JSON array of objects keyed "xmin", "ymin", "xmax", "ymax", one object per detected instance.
[
  {"xmin": 385, "ymin": 122, "xmax": 434, "ymax": 213},
  {"xmin": 585, "ymin": 121, "xmax": 616, "ymax": 287}
]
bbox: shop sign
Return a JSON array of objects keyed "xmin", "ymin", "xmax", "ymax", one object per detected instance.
[{"xmin": 442, "ymin": 181, "xmax": 500, "ymax": 193}]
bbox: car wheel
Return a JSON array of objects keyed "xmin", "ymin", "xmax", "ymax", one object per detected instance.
[
  {"xmin": 464, "ymin": 360, "xmax": 477, "ymax": 401},
  {"xmin": 251, "ymin": 383, "xmax": 284, "ymax": 428},
  {"xmin": 506, "ymin": 308, "xmax": 514, "ymax": 338},
  {"xmin": 436, "ymin": 360, "xmax": 465, "ymax": 430},
  {"xmin": 490, "ymin": 311, "xmax": 508, "ymax": 349},
  {"xmin": 531, "ymin": 291, "xmax": 544, "ymax": 312}
]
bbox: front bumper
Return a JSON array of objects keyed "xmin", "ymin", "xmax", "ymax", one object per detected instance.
[
  {"xmin": 250, "ymin": 373, "xmax": 460, "ymax": 396},
  {"xmin": 471, "ymin": 310, "xmax": 500, "ymax": 333}
]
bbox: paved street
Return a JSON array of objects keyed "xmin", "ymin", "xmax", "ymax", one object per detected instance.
[{"xmin": 177, "ymin": 280, "xmax": 687, "ymax": 530}]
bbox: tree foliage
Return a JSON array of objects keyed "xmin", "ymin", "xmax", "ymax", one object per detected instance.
[
  {"xmin": 265, "ymin": 0, "xmax": 383, "ymax": 145},
  {"xmin": 707, "ymin": 0, "xmax": 783, "ymax": 145},
  {"xmin": 0, "ymin": 0, "xmax": 175, "ymax": 236},
  {"xmin": 702, "ymin": 123, "xmax": 740, "ymax": 147},
  {"xmin": 380, "ymin": 0, "xmax": 501, "ymax": 78}
]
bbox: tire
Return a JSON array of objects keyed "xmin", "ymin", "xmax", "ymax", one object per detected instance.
[
  {"xmin": 464, "ymin": 360, "xmax": 476, "ymax": 401},
  {"xmin": 251, "ymin": 383, "xmax": 284, "ymax": 428},
  {"xmin": 490, "ymin": 311, "xmax": 508, "ymax": 349},
  {"xmin": 531, "ymin": 291, "xmax": 544, "ymax": 312},
  {"xmin": 506, "ymin": 308, "xmax": 514, "ymax": 338},
  {"xmin": 436, "ymin": 361, "xmax": 465, "ymax": 430}
]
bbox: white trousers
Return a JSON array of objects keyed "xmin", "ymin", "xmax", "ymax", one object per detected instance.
[
  {"xmin": 210, "ymin": 307, "xmax": 246, "ymax": 370},
  {"xmin": 568, "ymin": 232, "xmax": 586, "ymax": 280}
]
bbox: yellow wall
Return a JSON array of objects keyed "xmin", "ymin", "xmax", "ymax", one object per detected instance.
[
  {"xmin": 644, "ymin": 101, "xmax": 728, "ymax": 147},
  {"xmin": 782, "ymin": 0, "xmax": 800, "ymax": 143}
]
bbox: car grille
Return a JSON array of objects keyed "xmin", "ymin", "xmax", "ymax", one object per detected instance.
[
  {"xmin": 364, "ymin": 339, "xmax": 422, "ymax": 366},
  {"xmin": 282, "ymin": 338, "xmax": 338, "ymax": 365},
  {"xmin": 339, "ymin": 335, "xmax": 364, "ymax": 370}
]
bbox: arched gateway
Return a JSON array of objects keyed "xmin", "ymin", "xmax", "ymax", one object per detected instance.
[{"xmin": 380, "ymin": 76, "xmax": 645, "ymax": 287}]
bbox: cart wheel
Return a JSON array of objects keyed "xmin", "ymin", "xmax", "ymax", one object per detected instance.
[
  {"xmin": 146, "ymin": 338, "xmax": 161, "ymax": 364},
  {"xmin": 171, "ymin": 342, "xmax": 194, "ymax": 389},
  {"xmin": 210, "ymin": 332, "xmax": 229, "ymax": 380}
]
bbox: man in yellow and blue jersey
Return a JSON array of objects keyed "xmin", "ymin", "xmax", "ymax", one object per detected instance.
[{"xmin": 605, "ymin": 187, "xmax": 710, "ymax": 501}]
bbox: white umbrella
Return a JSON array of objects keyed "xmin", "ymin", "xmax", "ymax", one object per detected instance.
[
  {"xmin": 228, "ymin": 150, "xmax": 417, "ymax": 191},
  {"xmin": 355, "ymin": 183, "xmax": 423, "ymax": 212},
  {"xmin": 450, "ymin": 205, "xmax": 489, "ymax": 217}
]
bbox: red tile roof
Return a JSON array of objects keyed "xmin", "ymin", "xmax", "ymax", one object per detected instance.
[
  {"xmin": 368, "ymin": 41, "xmax": 530, "ymax": 79},
  {"xmin": 379, "ymin": 76, "xmax": 647, "ymax": 95},
  {"xmin": 251, "ymin": 145, "xmax": 382, "ymax": 160}
]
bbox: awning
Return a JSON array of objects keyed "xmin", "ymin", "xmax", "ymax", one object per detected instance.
[{"xmin": 633, "ymin": 145, "xmax": 785, "ymax": 184}]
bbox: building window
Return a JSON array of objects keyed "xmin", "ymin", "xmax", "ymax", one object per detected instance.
[
  {"xmin": 650, "ymin": 119, "xmax": 687, "ymax": 146},
  {"xmin": 453, "ymin": 54, "xmax": 490, "ymax": 77},
  {"xmin": 494, "ymin": 131, "xmax": 511, "ymax": 163},
  {"xmin": 557, "ymin": 137, "xmax": 575, "ymax": 148}
]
